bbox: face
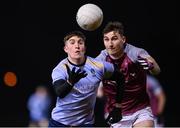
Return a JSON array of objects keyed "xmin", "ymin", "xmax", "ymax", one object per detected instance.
[
  {"xmin": 64, "ymin": 36, "xmax": 86, "ymax": 62},
  {"xmin": 103, "ymin": 31, "xmax": 126, "ymax": 57}
]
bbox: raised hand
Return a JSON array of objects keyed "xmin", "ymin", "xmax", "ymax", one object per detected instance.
[
  {"xmin": 65, "ymin": 64, "xmax": 87, "ymax": 85},
  {"xmin": 137, "ymin": 56, "xmax": 154, "ymax": 70}
]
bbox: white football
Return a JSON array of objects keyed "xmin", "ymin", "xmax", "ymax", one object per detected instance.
[{"xmin": 76, "ymin": 3, "xmax": 103, "ymax": 31}]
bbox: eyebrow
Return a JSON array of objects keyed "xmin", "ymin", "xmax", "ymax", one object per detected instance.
[{"xmin": 68, "ymin": 38, "xmax": 75, "ymax": 41}]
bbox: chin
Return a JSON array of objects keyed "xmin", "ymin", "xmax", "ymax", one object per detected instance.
[
  {"xmin": 74, "ymin": 55, "xmax": 83, "ymax": 59},
  {"xmin": 108, "ymin": 50, "xmax": 117, "ymax": 55}
]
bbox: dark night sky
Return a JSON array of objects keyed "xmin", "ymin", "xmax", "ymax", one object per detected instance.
[{"xmin": 0, "ymin": 0, "xmax": 179, "ymax": 126}]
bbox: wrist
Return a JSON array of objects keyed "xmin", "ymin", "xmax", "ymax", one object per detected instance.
[
  {"xmin": 147, "ymin": 61, "xmax": 154, "ymax": 70},
  {"xmin": 67, "ymin": 80, "xmax": 73, "ymax": 86}
]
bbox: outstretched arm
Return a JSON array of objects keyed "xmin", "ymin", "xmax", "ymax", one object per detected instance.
[
  {"xmin": 53, "ymin": 64, "xmax": 87, "ymax": 98},
  {"xmin": 137, "ymin": 55, "xmax": 161, "ymax": 75},
  {"xmin": 105, "ymin": 64, "xmax": 125, "ymax": 124},
  {"xmin": 147, "ymin": 56, "xmax": 161, "ymax": 75},
  {"xmin": 108, "ymin": 64, "xmax": 125, "ymax": 103}
]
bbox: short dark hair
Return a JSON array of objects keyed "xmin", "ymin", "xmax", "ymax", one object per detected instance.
[
  {"xmin": 103, "ymin": 21, "xmax": 124, "ymax": 35},
  {"xmin": 63, "ymin": 31, "xmax": 86, "ymax": 43}
]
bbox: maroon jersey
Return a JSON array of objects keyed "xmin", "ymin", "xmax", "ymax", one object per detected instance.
[{"xmin": 96, "ymin": 43, "xmax": 150, "ymax": 115}]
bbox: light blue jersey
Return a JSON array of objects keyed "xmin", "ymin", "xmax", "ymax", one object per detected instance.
[{"xmin": 51, "ymin": 56, "xmax": 114, "ymax": 126}]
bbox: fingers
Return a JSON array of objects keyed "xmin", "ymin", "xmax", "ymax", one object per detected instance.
[
  {"xmin": 65, "ymin": 64, "xmax": 77, "ymax": 74},
  {"xmin": 138, "ymin": 58, "xmax": 149, "ymax": 67},
  {"xmin": 76, "ymin": 68, "xmax": 81, "ymax": 74},
  {"xmin": 74, "ymin": 68, "xmax": 87, "ymax": 77},
  {"xmin": 107, "ymin": 117, "xmax": 113, "ymax": 125},
  {"xmin": 80, "ymin": 71, "xmax": 88, "ymax": 77},
  {"xmin": 72, "ymin": 67, "xmax": 76, "ymax": 73},
  {"xmin": 105, "ymin": 114, "xmax": 112, "ymax": 125},
  {"xmin": 137, "ymin": 56, "xmax": 147, "ymax": 64},
  {"xmin": 77, "ymin": 70, "xmax": 87, "ymax": 80},
  {"xmin": 107, "ymin": 107, "xmax": 122, "ymax": 124},
  {"xmin": 65, "ymin": 64, "xmax": 87, "ymax": 82},
  {"xmin": 137, "ymin": 59, "xmax": 147, "ymax": 64},
  {"xmin": 137, "ymin": 56, "xmax": 153, "ymax": 70}
]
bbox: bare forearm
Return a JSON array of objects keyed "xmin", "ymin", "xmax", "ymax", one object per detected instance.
[{"xmin": 147, "ymin": 56, "xmax": 161, "ymax": 75}]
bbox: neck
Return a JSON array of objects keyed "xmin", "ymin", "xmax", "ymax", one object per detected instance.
[
  {"xmin": 68, "ymin": 56, "xmax": 86, "ymax": 66},
  {"xmin": 109, "ymin": 51, "xmax": 124, "ymax": 60}
]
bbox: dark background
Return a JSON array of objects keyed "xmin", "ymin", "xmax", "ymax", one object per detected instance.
[{"xmin": 0, "ymin": 0, "xmax": 179, "ymax": 126}]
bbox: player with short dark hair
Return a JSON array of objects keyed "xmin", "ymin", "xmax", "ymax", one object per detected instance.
[
  {"xmin": 96, "ymin": 21, "xmax": 161, "ymax": 127},
  {"xmin": 48, "ymin": 31, "xmax": 124, "ymax": 127}
]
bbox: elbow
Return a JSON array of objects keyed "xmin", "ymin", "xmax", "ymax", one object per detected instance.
[
  {"xmin": 53, "ymin": 79, "xmax": 67, "ymax": 98},
  {"xmin": 54, "ymin": 89, "xmax": 66, "ymax": 98},
  {"xmin": 53, "ymin": 79, "xmax": 73, "ymax": 98},
  {"xmin": 153, "ymin": 68, "xmax": 161, "ymax": 75},
  {"xmin": 58, "ymin": 94, "xmax": 66, "ymax": 99},
  {"xmin": 150, "ymin": 65, "xmax": 161, "ymax": 75}
]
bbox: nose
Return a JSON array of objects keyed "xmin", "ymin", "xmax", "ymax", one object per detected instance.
[
  {"xmin": 108, "ymin": 41, "xmax": 113, "ymax": 47},
  {"xmin": 75, "ymin": 42, "xmax": 80, "ymax": 48}
]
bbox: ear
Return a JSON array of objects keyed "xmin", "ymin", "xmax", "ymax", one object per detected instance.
[
  {"xmin": 122, "ymin": 36, "xmax": 126, "ymax": 44},
  {"xmin": 64, "ymin": 45, "xmax": 68, "ymax": 53}
]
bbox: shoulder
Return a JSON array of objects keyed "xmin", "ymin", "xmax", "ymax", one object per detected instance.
[
  {"xmin": 86, "ymin": 56, "xmax": 113, "ymax": 69},
  {"xmin": 100, "ymin": 49, "xmax": 108, "ymax": 55},
  {"xmin": 125, "ymin": 43, "xmax": 150, "ymax": 61},
  {"xmin": 86, "ymin": 56, "xmax": 104, "ymax": 67},
  {"xmin": 53, "ymin": 58, "xmax": 68, "ymax": 71},
  {"xmin": 51, "ymin": 58, "xmax": 69, "ymax": 77},
  {"xmin": 125, "ymin": 43, "xmax": 146, "ymax": 54},
  {"xmin": 51, "ymin": 58, "xmax": 68, "ymax": 83},
  {"xmin": 95, "ymin": 49, "xmax": 108, "ymax": 61}
]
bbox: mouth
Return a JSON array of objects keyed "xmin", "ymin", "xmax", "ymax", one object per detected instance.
[
  {"xmin": 108, "ymin": 48, "xmax": 115, "ymax": 51},
  {"xmin": 75, "ymin": 51, "xmax": 80, "ymax": 54}
]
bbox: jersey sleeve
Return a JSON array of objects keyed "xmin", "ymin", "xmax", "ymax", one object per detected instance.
[
  {"xmin": 88, "ymin": 56, "xmax": 114, "ymax": 80},
  {"xmin": 137, "ymin": 48, "xmax": 150, "ymax": 58},
  {"xmin": 51, "ymin": 63, "xmax": 67, "ymax": 84},
  {"xmin": 124, "ymin": 43, "xmax": 151, "ymax": 63},
  {"xmin": 95, "ymin": 49, "xmax": 108, "ymax": 61}
]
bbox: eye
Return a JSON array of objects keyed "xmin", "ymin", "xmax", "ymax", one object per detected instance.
[
  {"xmin": 111, "ymin": 36, "xmax": 118, "ymax": 41},
  {"xmin": 68, "ymin": 39, "xmax": 75, "ymax": 44},
  {"xmin": 78, "ymin": 39, "xmax": 85, "ymax": 45},
  {"xmin": 103, "ymin": 38, "xmax": 109, "ymax": 42}
]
